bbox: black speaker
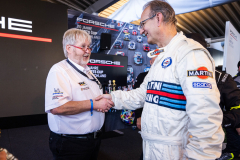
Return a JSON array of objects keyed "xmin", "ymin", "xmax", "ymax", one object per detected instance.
[{"xmin": 100, "ymin": 33, "xmax": 111, "ymax": 50}]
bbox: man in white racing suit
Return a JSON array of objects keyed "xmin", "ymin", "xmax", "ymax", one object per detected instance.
[{"xmin": 96, "ymin": 1, "xmax": 224, "ymax": 159}]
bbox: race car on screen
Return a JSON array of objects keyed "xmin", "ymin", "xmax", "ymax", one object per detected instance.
[
  {"xmin": 134, "ymin": 52, "xmax": 143, "ymax": 65},
  {"xmin": 115, "ymin": 51, "xmax": 125, "ymax": 56},
  {"xmin": 128, "ymin": 41, "xmax": 136, "ymax": 50},
  {"xmin": 132, "ymin": 30, "xmax": 137, "ymax": 35},
  {"xmin": 137, "ymin": 36, "xmax": 143, "ymax": 43},
  {"xmin": 123, "ymin": 28, "xmax": 129, "ymax": 34},
  {"xmin": 143, "ymin": 43, "xmax": 150, "ymax": 51},
  {"xmin": 123, "ymin": 34, "xmax": 130, "ymax": 41},
  {"xmin": 114, "ymin": 40, "xmax": 124, "ymax": 49}
]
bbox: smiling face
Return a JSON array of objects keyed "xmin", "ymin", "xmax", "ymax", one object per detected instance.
[
  {"xmin": 67, "ymin": 38, "xmax": 91, "ymax": 68},
  {"xmin": 140, "ymin": 7, "xmax": 159, "ymax": 44}
]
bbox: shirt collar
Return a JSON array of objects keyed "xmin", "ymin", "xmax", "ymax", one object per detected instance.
[{"xmin": 68, "ymin": 58, "xmax": 90, "ymax": 73}]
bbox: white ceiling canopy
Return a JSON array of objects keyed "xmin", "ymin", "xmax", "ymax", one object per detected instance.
[{"xmin": 109, "ymin": 0, "xmax": 239, "ymax": 23}]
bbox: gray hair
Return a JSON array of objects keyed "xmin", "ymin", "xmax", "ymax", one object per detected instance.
[
  {"xmin": 143, "ymin": 0, "xmax": 177, "ymax": 26},
  {"xmin": 62, "ymin": 28, "xmax": 92, "ymax": 58}
]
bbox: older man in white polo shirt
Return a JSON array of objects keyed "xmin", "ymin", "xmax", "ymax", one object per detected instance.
[{"xmin": 45, "ymin": 28, "xmax": 114, "ymax": 160}]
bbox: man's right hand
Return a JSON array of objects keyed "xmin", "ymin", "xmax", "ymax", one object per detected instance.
[{"xmin": 93, "ymin": 98, "xmax": 114, "ymax": 113}]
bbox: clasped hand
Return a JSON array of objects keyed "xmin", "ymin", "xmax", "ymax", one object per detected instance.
[{"xmin": 94, "ymin": 94, "xmax": 114, "ymax": 113}]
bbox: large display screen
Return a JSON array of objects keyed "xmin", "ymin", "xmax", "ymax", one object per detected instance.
[
  {"xmin": 89, "ymin": 53, "xmax": 128, "ymax": 88},
  {"xmin": 0, "ymin": 0, "xmax": 67, "ymax": 117}
]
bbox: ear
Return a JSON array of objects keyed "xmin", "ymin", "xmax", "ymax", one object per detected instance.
[
  {"xmin": 156, "ymin": 12, "xmax": 163, "ymax": 27},
  {"xmin": 66, "ymin": 44, "xmax": 72, "ymax": 54}
]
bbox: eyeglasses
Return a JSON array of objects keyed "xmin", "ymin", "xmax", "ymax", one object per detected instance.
[
  {"xmin": 70, "ymin": 45, "xmax": 92, "ymax": 52},
  {"xmin": 139, "ymin": 14, "xmax": 156, "ymax": 29}
]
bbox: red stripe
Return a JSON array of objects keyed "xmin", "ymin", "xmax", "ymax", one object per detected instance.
[
  {"xmin": 147, "ymin": 90, "xmax": 186, "ymax": 100},
  {"xmin": 87, "ymin": 63, "xmax": 124, "ymax": 67},
  {"xmin": 0, "ymin": 32, "xmax": 52, "ymax": 42},
  {"xmin": 230, "ymin": 34, "xmax": 237, "ymax": 41},
  {"xmin": 77, "ymin": 22, "xmax": 119, "ymax": 31}
]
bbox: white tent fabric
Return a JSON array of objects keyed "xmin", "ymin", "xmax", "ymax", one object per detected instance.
[{"xmin": 109, "ymin": 0, "xmax": 238, "ymax": 23}]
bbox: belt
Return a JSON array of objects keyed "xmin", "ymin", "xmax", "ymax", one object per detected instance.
[{"xmin": 52, "ymin": 130, "xmax": 102, "ymax": 139}]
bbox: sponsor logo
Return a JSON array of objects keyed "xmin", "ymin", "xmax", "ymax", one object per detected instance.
[
  {"xmin": 145, "ymin": 81, "xmax": 186, "ymax": 111},
  {"xmin": 161, "ymin": 57, "xmax": 172, "ymax": 68},
  {"xmin": 81, "ymin": 87, "xmax": 89, "ymax": 91},
  {"xmin": 52, "ymin": 88, "xmax": 63, "ymax": 100},
  {"xmin": 77, "ymin": 17, "xmax": 115, "ymax": 29},
  {"xmin": 52, "ymin": 95, "xmax": 63, "ymax": 100},
  {"xmin": 53, "ymin": 88, "xmax": 63, "ymax": 95},
  {"xmin": 187, "ymin": 67, "xmax": 213, "ymax": 79},
  {"xmin": 89, "ymin": 59, "xmax": 120, "ymax": 65},
  {"xmin": 147, "ymin": 81, "xmax": 162, "ymax": 90},
  {"xmin": 79, "ymin": 81, "xmax": 87, "ymax": 86},
  {"xmin": 150, "ymin": 48, "xmax": 164, "ymax": 56},
  {"xmin": 192, "ymin": 82, "xmax": 212, "ymax": 89}
]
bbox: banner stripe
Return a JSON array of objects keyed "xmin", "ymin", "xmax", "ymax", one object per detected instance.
[{"xmin": 0, "ymin": 32, "xmax": 52, "ymax": 42}]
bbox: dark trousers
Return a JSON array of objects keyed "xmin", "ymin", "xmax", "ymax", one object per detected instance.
[
  {"xmin": 49, "ymin": 131, "xmax": 101, "ymax": 160},
  {"xmin": 223, "ymin": 127, "xmax": 240, "ymax": 157}
]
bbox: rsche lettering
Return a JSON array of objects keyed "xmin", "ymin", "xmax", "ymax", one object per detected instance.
[
  {"xmin": 0, "ymin": 16, "xmax": 32, "ymax": 33},
  {"xmin": 89, "ymin": 59, "xmax": 120, "ymax": 65}
]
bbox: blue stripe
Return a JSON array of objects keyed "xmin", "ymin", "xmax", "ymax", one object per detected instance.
[
  {"xmin": 159, "ymin": 101, "xmax": 186, "ymax": 110},
  {"xmin": 162, "ymin": 87, "xmax": 184, "ymax": 94},
  {"xmin": 162, "ymin": 83, "xmax": 182, "ymax": 90},
  {"xmin": 160, "ymin": 97, "xmax": 186, "ymax": 104}
]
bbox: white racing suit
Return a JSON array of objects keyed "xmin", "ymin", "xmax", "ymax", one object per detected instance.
[{"xmin": 111, "ymin": 32, "xmax": 224, "ymax": 160}]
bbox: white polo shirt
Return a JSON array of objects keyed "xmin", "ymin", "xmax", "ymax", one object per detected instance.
[{"xmin": 45, "ymin": 58, "xmax": 104, "ymax": 134}]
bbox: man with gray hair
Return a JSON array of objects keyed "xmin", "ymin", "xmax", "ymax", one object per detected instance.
[
  {"xmin": 96, "ymin": 0, "xmax": 224, "ymax": 159},
  {"xmin": 45, "ymin": 28, "xmax": 114, "ymax": 159}
]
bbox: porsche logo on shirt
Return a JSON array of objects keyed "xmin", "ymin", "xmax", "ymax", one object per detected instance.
[
  {"xmin": 187, "ymin": 67, "xmax": 213, "ymax": 79},
  {"xmin": 79, "ymin": 81, "xmax": 87, "ymax": 86}
]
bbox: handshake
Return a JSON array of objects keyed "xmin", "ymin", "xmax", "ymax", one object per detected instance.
[{"xmin": 93, "ymin": 94, "xmax": 114, "ymax": 113}]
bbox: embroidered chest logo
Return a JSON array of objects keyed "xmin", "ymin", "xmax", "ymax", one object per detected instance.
[
  {"xmin": 187, "ymin": 67, "xmax": 213, "ymax": 79},
  {"xmin": 52, "ymin": 88, "xmax": 63, "ymax": 100},
  {"xmin": 79, "ymin": 81, "xmax": 87, "ymax": 86},
  {"xmin": 161, "ymin": 57, "xmax": 172, "ymax": 68}
]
